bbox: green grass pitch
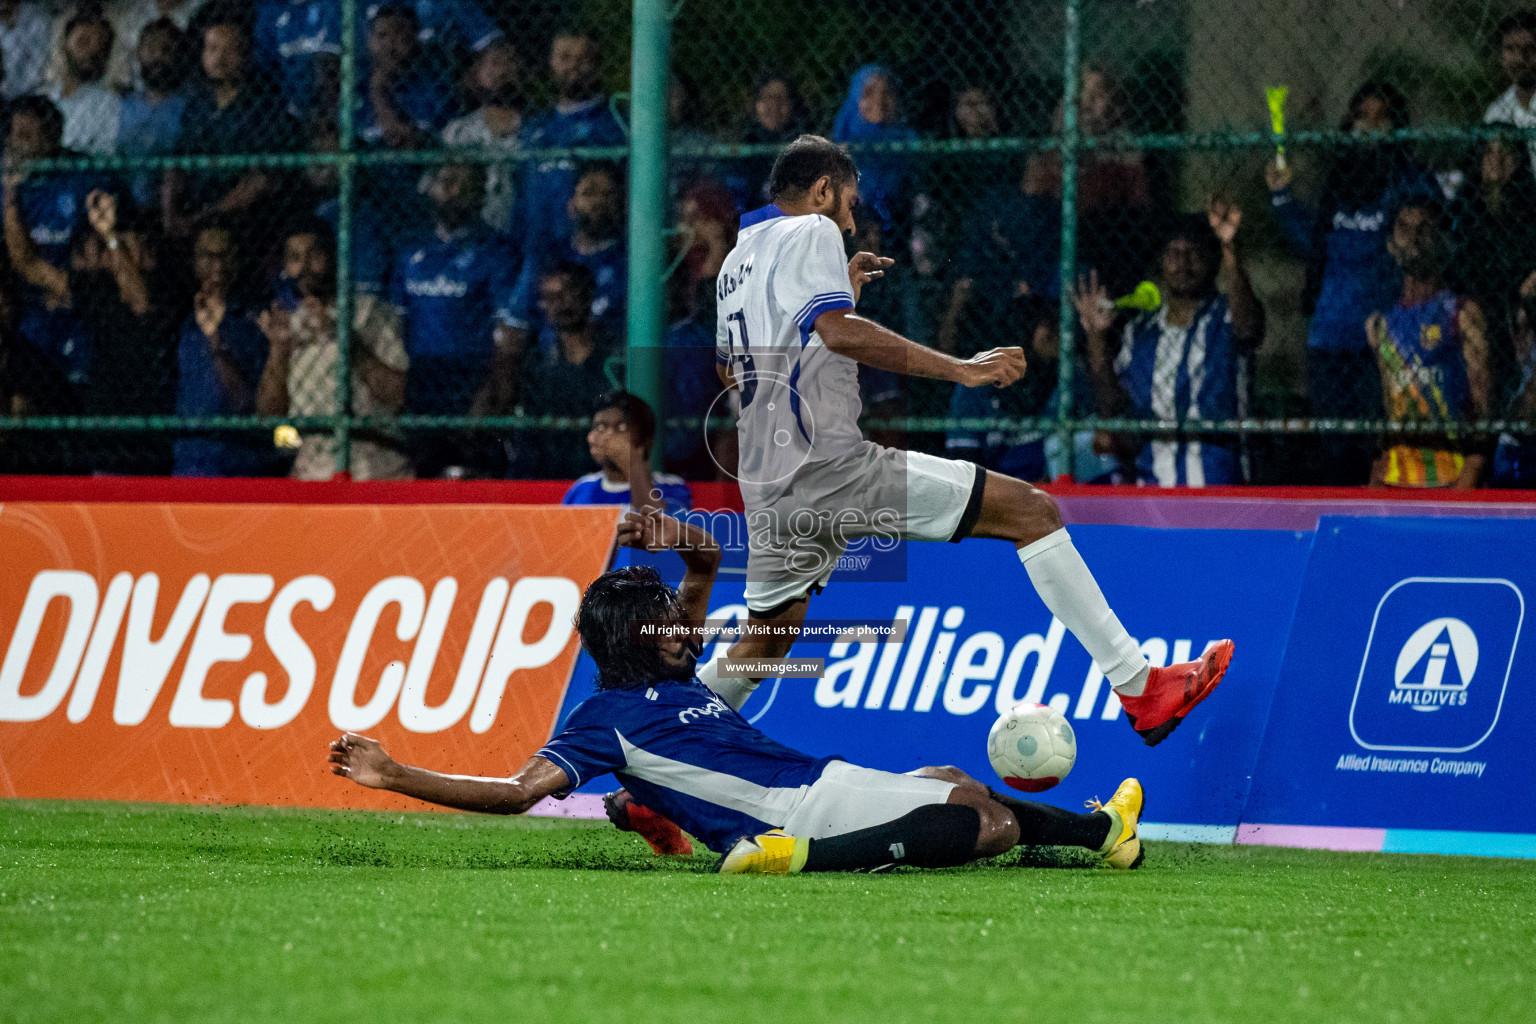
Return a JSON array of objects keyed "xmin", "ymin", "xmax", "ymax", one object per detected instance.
[{"xmin": 2, "ymin": 800, "xmax": 1532, "ymax": 1023}]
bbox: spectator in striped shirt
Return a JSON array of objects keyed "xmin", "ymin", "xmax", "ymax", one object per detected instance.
[{"xmin": 1074, "ymin": 203, "xmax": 1263, "ymax": 488}]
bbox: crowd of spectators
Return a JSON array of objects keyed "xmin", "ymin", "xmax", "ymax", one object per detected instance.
[{"xmin": 0, "ymin": 0, "xmax": 1533, "ymax": 490}]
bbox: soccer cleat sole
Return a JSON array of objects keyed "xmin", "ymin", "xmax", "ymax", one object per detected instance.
[
  {"xmin": 1092, "ymin": 779, "xmax": 1145, "ymax": 870},
  {"xmin": 1135, "ymin": 640, "xmax": 1234, "ymax": 747}
]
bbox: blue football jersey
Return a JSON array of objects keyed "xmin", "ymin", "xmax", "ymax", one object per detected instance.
[
  {"xmin": 504, "ymin": 236, "xmax": 626, "ymax": 336},
  {"xmin": 18, "ymin": 172, "xmax": 108, "ymax": 268},
  {"xmin": 362, "ymin": 0, "xmax": 501, "ymax": 54},
  {"xmin": 390, "ymin": 227, "xmax": 518, "ymax": 360},
  {"xmin": 253, "ymin": 0, "xmax": 342, "ymax": 117},
  {"xmin": 537, "ymin": 678, "xmax": 840, "ymax": 853},
  {"xmin": 516, "ymin": 99, "xmax": 627, "ymax": 253},
  {"xmin": 561, "ymin": 471, "xmax": 691, "ymax": 514},
  {"xmin": 353, "ymin": 66, "xmax": 459, "ymax": 145}
]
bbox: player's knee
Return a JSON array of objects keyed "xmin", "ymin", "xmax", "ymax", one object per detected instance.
[
  {"xmin": 944, "ymin": 785, "xmax": 1017, "ymax": 858},
  {"xmin": 984, "ymin": 475, "xmax": 1063, "ymax": 544},
  {"xmin": 973, "ymin": 799, "xmax": 1020, "ymax": 858},
  {"xmin": 1017, "ymin": 484, "xmax": 1063, "ymax": 539}
]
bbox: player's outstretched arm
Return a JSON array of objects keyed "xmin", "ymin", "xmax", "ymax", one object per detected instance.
[
  {"xmin": 813, "ymin": 308, "xmax": 1028, "ymax": 389},
  {"xmin": 327, "ymin": 733, "xmax": 568, "ymax": 815}
]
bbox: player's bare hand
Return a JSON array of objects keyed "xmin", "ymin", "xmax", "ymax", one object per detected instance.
[
  {"xmin": 85, "ymin": 190, "xmax": 117, "ymax": 238},
  {"xmin": 1263, "ymin": 157, "xmax": 1292, "ymax": 193},
  {"xmin": 617, "ymin": 508, "xmax": 684, "ymax": 552},
  {"xmin": 1207, "ymin": 195, "xmax": 1242, "ymax": 248},
  {"xmin": 257, "ymin": 302, "xmax": 293, "ymax": 354},
  {"xmin": 328, "ymin": 733, "xmax": 394, "ymax": 789},
  {"xmin": 193, "ymin": 290, "xmax": 226, "ymax": 341},
  {"xmin": 958, "ymin": 346, "xmax": 1028, "ymax": 388},
  {"xmin": 848, "ymin": 251, "xmax": 894, "ymax": 301},
  {"xmin": 1072, "ymin": 270, "xmax": 1115, "ymax": 335}
]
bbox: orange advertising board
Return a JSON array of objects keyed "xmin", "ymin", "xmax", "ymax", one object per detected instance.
[{"xmin": 0, "ymin": 502, "xmax": 619, "ymax": 809}]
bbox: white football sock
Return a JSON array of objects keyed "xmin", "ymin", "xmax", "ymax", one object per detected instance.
[
  {"xmin": 696, "ymin": 658, "xmax": 760, "ymax": 711},
  {"xmin": 1018, "ymin": 528, "xmax": 1149, "ymax": 694}
]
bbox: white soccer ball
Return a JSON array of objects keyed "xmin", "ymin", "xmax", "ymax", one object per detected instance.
[{"xmin": 987, "ymin": 702, "xmax": 1077, "ymax": 792}]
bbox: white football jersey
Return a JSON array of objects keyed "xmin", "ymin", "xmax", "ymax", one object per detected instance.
[{"xmin": 715, "ymin": 206, "xmax": 861, "ymax": 507}]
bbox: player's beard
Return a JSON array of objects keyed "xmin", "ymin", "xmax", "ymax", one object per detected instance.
[
  {"xmin": 660, "ymin": 640, "xmax": 702, "ymax": 682},
  {"xmin": 828, "ymin": 190, "xmax": 851, "ymax": 236}
]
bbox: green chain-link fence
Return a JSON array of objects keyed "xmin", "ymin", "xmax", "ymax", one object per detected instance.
[{"xmin": 3, "ymin": 0, "xmax": 1536, "ymax": 487}]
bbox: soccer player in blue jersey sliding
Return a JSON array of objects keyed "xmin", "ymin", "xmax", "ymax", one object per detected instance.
[
  {"xmin": 709, "ymin": 134, "xmax": 1232, "ymax": 746},
  {"xmin": 327, "ymin": 508, "xmax": 1146, "ymax": 874}
]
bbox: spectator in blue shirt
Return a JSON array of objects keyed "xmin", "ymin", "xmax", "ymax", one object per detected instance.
[
  {"xmin": 1075, "ymin": 204, "xmax": 1264, "ymax": 488},
  {"xmin": 4, "ymin": 186, "xmax": 177, "ymax": 472},
  {"xmin": 1265, "ymin": 80, "xmax": 1436, "ymax": 484},
  {"xmin": 563, "ymin": 391, "xmax": 692, "ymax": 512},
  {"xmin": 356, "ymin": 4, "xmax": 457, "ymax": 248},
  {"xmin": 504, "ymin": 161, "xmax": 626, "ymax": 356},
  {"xmin": 357, "ymin": 5, "xmax": 457, "ymax": 148},
  {"xmin": 252, "ymin": 0, "xmax": 341, "ymax": 118},
  {"xmin": 831, "ymin": 65, "xmax": 917, "ymax": 238},
  {"xmin": 517, "ymin": 29, "xmax": 627, "ymax": 257},
  {"xmin": 2, "ymin": 96, "xmax": 114, "ymax": 385},
  {"xmin": 117, "ymin": 18, "xmax": 190, "ymax": 210},
  {"xmin": 175, "ymin": 223, "xmax": 271, "ymax": 476},
  {"xmin": 361, "ymin": 0, "xmax": 499, "ymax": 74},
  {"xmin": 391, "ymin": 163, "xmax": 517, "ymax": 475},
  {"xmin": 164, "ymin": 17, "xmax": 297, "ymax": 255},
  {"xmin": 4, "ymin": 97, "xmax": 110, "ymax": 271}
]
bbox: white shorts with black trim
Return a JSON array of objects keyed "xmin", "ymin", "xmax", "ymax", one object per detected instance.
[
  {"xmin": 742, "ymin": 441, "xmax": 984, "ymax": 615},
  {"xmin": 780, "ymin": 761, "xmax": 958, "ymax": 839}
]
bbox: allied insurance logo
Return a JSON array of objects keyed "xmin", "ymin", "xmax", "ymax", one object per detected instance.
[{"xmin": 1349, "ymin": 578, "xmax": 1523, "ymax": 753}]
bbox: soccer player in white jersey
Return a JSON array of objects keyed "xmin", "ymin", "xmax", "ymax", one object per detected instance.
[
  {"xmin": 328, "ymin": 508, "xmax": 1147, "ymax": 874},
  {"xmin": 709, "ymin": 135, "xmax": 1233, "ymax": 747}
]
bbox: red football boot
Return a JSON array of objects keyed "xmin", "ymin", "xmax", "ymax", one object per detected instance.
[
  {"xmin": 603, "ymin": 789, "xmax": 693, "ymax": 856},
  {"xmin": 1117, "ymin": 640, "xmax": 1235, "ymax": 747}
]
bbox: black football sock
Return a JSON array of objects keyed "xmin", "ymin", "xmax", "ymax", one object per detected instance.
[
  {"xmin": 987, "ymin": 789, "xmax": 1113, "ymax": 850},
  {"xmin": 802, "ymin": 804, "xmax": 981, "ymax": 872}
]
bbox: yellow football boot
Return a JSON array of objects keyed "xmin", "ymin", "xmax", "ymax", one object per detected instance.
[
  {"xmin": 1087, "ymin": 778, "xmax": 1145, "ymax": 870},
  {"xmin": 717, "ymin": 829, "xmax": 810, "ymax": 875}
]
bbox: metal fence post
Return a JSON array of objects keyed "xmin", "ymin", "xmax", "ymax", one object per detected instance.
[
  {"xmin": 1055, "ymin": 0, "xmax": 1081, "ymax": 480},
  {"xmin": 334, "ymin": 0, "xmax": 358, "ymax": 476},
  {"xmin": 627, "ymin": 0, "xmax": 671, "ymax": 469}
]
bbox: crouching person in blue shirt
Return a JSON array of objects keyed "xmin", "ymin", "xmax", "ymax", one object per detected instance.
[{"xmin": 326, "ymin": 508, "xmax": 1148, "ymax": 875}]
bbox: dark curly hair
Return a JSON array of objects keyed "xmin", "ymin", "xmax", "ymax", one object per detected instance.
[{"xmin": 576, "ymin": 566, "xmax": 691, "ymax": 690}]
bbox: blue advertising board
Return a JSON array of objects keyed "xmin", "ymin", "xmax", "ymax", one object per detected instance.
[
  {"xmin": 556, "ymin": 519, "xmax": 1312, "ymax": 839},
  {"xmin": 1240, "ymin": 517, "xmax": 1536, "ymax": 857}
]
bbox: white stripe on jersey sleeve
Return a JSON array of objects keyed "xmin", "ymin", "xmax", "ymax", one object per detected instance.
[{"xmin": 617, "ymin": 731, "xmax": 811, "ymax": 824}]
